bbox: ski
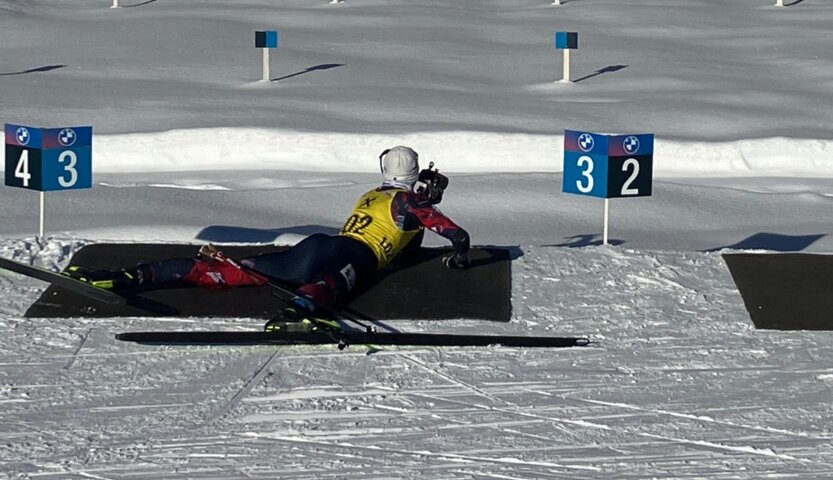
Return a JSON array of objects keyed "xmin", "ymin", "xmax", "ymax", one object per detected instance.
[
  {"xmin": 115, "ymin": 330, "xmax": 591, "ymax": 349},
  {"xmin": 0, "ymin": 256, "xmax": 126, "ymax": 305}
]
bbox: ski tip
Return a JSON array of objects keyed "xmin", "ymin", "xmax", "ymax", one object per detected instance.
[{"xmin": 115, "ymin": 332, "xmax": 155, "ymax": 342}]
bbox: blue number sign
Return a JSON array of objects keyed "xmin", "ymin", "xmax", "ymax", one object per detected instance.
[
  {"xmin": 563, "ymin": 130, "xmax": 653, "ymax": 198},
  {"xmin": 4, "ymin": 124, "xmax": 93, "ymax": 192}
]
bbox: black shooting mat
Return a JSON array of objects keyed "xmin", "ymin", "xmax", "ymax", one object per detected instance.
[
  {"xmin": 25, "ymin": 243, "xmax": 512, "ymax": 322},
  {"xmin": 723, "ymin": 252, "xmax": 833, "ymax": 330}
]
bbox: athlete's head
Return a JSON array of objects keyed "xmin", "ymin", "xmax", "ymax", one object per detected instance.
[{"xmin": 379, "ymin": 146, "xmax": 419, "ymax": 186}]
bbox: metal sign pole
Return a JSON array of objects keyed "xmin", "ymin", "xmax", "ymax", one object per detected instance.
[
  {"xmin": 563, "ymin": 49, "xmax": 571, "ymax": 83},
  {"xmin": 112, "ymin": 0, "xmax": 119, "ymax": 8},
  {"xmin": 603, "ymin": 198, "xmax": 609, "ymax": 246},
  {"xmin": 39, "ymin": 191, "xmax": 45, "ymax": 238},
  {"xmin": 262, "ymin": 48, "xmax": 270, "ymax": 81}
]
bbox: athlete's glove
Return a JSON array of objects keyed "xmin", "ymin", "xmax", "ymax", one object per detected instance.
[{"xmin": 442, "ymin": 253, "xmax": 471, "ymax": 270}]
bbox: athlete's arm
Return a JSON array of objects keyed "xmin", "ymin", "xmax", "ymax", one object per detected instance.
[{"xmin": 405, "ymin": 194, "xmax": 470, "ymax": 257}]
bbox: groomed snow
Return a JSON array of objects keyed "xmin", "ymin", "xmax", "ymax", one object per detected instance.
[{"xmin": 2, "ymin": 1, "xmax": 833, "ymax": 479}]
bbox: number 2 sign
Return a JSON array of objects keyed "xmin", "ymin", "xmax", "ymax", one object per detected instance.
[
  {"xmin": 562, "ymin": 129, "xmax": 654, "ymax": 245},
  {"xmin": 563, "ymin": 130, "xmax": 653, "ymax": 198},
  {"xmin": 5, "ymin": 124, "xmax": 92, "ymax": 191}
]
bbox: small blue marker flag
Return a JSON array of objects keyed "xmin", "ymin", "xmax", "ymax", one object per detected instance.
[
  {"xmin": 255, "ymin": 30, "xmax": 278, "ymax": 49},
  {"xmin": 555, "ymin": 32, "xmax": 578, "ymax": 50}
]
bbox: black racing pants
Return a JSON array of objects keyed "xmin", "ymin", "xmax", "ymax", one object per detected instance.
[{"xmin": 243, "ymin": 233, "xmax": 379, "ymax": 295}]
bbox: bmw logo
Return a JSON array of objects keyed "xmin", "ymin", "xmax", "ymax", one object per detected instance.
[
  {"xmin": 16, "ymin": 127, "xmax": 30, "ymax": 146},
  {"xmin": 58, "ymin": 128, "xmax": 77, "ymax": 147},
  {"xmin": 623, "ymin": 136, "xmax": 640, "ymax": 154},
  {"xmin": 578, "ymin": 133, "xmax": 595, "ymax": 152}
]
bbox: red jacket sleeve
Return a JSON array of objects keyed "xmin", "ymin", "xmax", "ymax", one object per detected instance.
[{"xmin": 404, "ymin": 193, "xmax": 470, "ymax": 256}]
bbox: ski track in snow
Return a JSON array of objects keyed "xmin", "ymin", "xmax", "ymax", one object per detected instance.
[{"xmin": 2, "ymin": 238, "xmax": 833, "ymax": 479}]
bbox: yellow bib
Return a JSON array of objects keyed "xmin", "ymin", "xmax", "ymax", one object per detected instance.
[{"xmin": 339, "ymin": 188, "xmax": 421, "ymax": 267}]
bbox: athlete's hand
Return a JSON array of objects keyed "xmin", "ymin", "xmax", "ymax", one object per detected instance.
[{"xmin": 442, "ymin": 253, "xmax": 471, "ymax": 270}]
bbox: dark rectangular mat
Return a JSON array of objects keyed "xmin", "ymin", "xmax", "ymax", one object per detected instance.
[
  {"xmin": 25, "ymin": 243, "xmax": 513, "ymax": 322},
  {"xmin": 723, "ymin": 253, "xmax": 833, "ymax": 330}
]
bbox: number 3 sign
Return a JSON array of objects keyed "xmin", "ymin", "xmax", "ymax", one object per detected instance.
[
  {"xmin": 5, "ymin": 123, "xmax": 92, "ymax": 191},
  {"xmin": 563, "ymin": 130, "xmax": 653, "ymax": 198}
]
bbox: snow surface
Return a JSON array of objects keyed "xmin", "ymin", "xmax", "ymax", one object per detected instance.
[{"xmin": 2, "ymin": 1, "xmax": 833, "ymax": 479}]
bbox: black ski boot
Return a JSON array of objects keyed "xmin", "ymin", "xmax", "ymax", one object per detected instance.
[
  {"xmin": 263, "ymin": 308, "xmax": 318, "ymax": 333},
  {"xmin": 65, "ymin": 264, "xmax": 150, "ymax": 291},
  {"xmin": 263, "ymin": 297, "xmax": 340, "ymax": 333}
]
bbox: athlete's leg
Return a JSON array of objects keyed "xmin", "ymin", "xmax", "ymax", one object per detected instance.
[
  {"xmin": 66, "ymin": 255, "xmax": 265, "ymax": 290},
  {"xmin": 293, "ymin": 236, "xmax": 378, "ymax": 311},
  {"xmin": 240, "ymin": 233, "xmax": 332, "ymax": 284},
  {"xmin": 141, "ymin": 234, "xmax": 336, "ymax": 289},
  {"xmin": 134, "ymin": 256, "xmax": 264, "ymax": 288}
]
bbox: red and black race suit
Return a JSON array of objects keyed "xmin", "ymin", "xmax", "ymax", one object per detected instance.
[
  {"xmin": 340, "ymin": 186, "xmax": 469, "ymax": 268},
  {"xmin": 143, "ymin": 185, "xmax": 469, "ymax": 310}
]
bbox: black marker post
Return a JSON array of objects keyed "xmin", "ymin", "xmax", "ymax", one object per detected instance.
[
  {"xmin": 555, "ymin": 32, "xmax": 578, "ymax": 83},
  {"xmin": 255, "ymin": 31, "xmax": 279, "ymax": 82}
]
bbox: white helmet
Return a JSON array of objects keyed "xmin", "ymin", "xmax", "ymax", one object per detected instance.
[{"xmin": 379, "ymin": 146, "xmax": 419, "ymax": 185}]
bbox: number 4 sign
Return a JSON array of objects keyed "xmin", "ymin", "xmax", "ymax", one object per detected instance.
[
  {"xmin": 562, "ymin": 129, "xmax": 654, "ymax": 244},
  {"xmin": 4, "ymin": 123, "xmax": 93, "ymax": 237}
]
